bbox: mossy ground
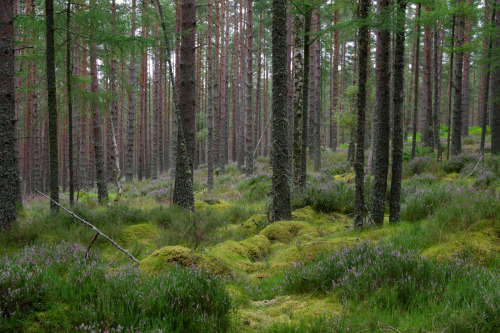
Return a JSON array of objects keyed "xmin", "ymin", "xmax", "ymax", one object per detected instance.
[{"xmin": 2, "ymin": 134, "xmax": 499, "ymax": 332}]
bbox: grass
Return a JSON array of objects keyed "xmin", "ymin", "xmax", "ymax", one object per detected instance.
[{"xmin": 1, "ymin": 144, "xmax": 499, "ymax": 332}]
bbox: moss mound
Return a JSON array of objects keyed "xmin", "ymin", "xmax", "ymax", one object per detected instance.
[
  {"xmin": 334, "ymin": 172, "xmax": 355, "ymax": 182},
  {"xmin": 239, "ymin": 235, "xmax": 272, "ymax": 260},
  {"xmin": 241, "ymin": 214, "xmax": 268, "ymax": 236},
  {"xmin": 291, "ymin": 206, "xmax": 317, "ymax": 222},
  {"xmin": 260, "ymin": 221, "xmax": 308, "ymax": 243},
  {"xmin": 195, "ymin": 198, "xmax": 232, "ymax": 212},
  {"xmin": 121, "ymin": 223, "xmax": 161, "ymax": 246},
  {"xmin": 422, "ymin": 226, "xmax": 500, "ymax": 264},
  {"xmin": 141, "ymin": 246, "xmax": 200, "ymax": 274}
]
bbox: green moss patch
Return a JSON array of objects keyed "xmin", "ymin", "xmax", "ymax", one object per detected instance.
[
  {"xmin": 260, "ymin": 221, "xmax": 310, "ymax": 243},
  {"xmin": 239, "ymin": 235, "xmax": 272, "ymax": 260},
  {"xmin": 141, "ymin": 246, "xmax": 200, "ymax": 274},
  {"xmin": 121, "ymin": 223, "xmax": 161, "ymax": 246},
  {"xmin": 241, "ymin": 214, "xmax": 268, "ymax": 236},
  {"xmin": 194, "ymin": 198, "xmax": 232, "ymax": 212}
]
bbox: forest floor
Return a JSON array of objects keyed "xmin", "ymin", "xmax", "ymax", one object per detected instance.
[{"xmin": 1, "ymin": 129, "xmax": 499, "ymax": 332}]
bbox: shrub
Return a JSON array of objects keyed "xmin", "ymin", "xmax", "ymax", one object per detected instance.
[
  {"xmin": 407, "ymin": 156, "xmax": 434, "ymax": 176},
  {"xmin": 443, "ymin": 155, "xmax": 479, "ymax": 173},
  {"xmin": 293, "ymin": 178, "xmax": 354, "ymax": 214},
  {"xmin": 0, "ymin": 242, "xmax": 231, "ymax": 332},
  {"xmin": 400, "ymin": 183, "xmax": 454, "ymax": 222}
]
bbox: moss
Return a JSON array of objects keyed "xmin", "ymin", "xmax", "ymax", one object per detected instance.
[
  {"xmin": 226, "ymin": 284, "xmax": 250, "ymax": 307},
  {"xmin": 260, "ymin": 221, "xmax": 309, "ymax": 243},
  {"xmin": 25, "ymin": 304, "xmax": 73, "ymax": 332},
  {"xmin": 443, "ymin": 172, "xmax": 460, "ymax": 181},
  {"xmin": 356, "ymin": 226, "xmax": 399, "ymax": 242},
  {"xmin": 141, "ymin": 246, "xmax": 200, "ymax": 274},
  {"xmin": 422, "ymin": 227, "xmax": 500, "ymax": 264},
  {"xmin": 207, "ymin": 240, "xmax": 256, "ymax": 274},
  {"xmin": 241, "ymin": 214, "xmax": 268, "ymax": 236},
  {"xmin": 194, "ymin": 198, "xmax": 232, "ymax": 212},
  {"xmin": 291, "ymin": 206, "xmax": 317, "ymax": 222},
  {"xmin": 234, "ymin": 294, "xmax": 341, "ymax": 331},
  {"xmin": 121, "ymin": 223, "xmax": 161, "ymax": 246},
  {"xmin": 239, "ymin": 235, "xmax": 271, "ymax": 260},
  {"xmin": 334, "ymin": 172, "xmax": 355, "ymax": 182}
]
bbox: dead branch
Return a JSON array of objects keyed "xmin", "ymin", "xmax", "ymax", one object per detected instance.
[
  {"xmin": 85, "ymin": 232, "xmax": 99, "ymax": 260},
  {"xmin": 35, "ymin": 190, "xmax": 140, "ymax": 264}
]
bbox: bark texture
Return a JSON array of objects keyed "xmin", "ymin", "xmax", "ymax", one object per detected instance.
[{"xmin": 271, "ymin": 0, "xmax": 292, "ymax": 221}]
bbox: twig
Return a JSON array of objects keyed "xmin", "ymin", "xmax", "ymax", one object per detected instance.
[
  {"xmin": 85, "ymin": 232, "xmax": 99, "ymax": 260},
  {"xmin": 35, "ymin": 190, "xmax": 140, "ymax": 264},
  {"xmin": 464, "ymin": 154, "xmax": 483, "ymax": 178}
]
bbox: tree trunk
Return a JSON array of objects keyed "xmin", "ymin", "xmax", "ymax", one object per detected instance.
[
  {"xmin": 0, "ymin": 0, "xmax": 20, "ymax": 229},
  {"xmin": 271, "ymin": 0, "xmax": 291, "ymax": 221},
  {"xmin": 451, "ymin": 1, "xmax": 465, "ymax": 156},
  {"xmin": 491, "ymin": 1, "xmax": 500, "ymax": 154},
  {"xmin": 433, "ymin": 26, "xmax": 443, "ymax": 160},
  {"xmin": 245, "ymin": 0, "xmax": 254, "ymax": 177},
  {"xmin": 411, "ymin": 4, "xmax": 421, "ymax": 160},
  {"xmin": 66, "ymin": 1, "xmax": 74, "ymax": 205},
  {"xmin": 207, "ymin": 0, "xmax": 214, "ymax": 188},
  {"xmin": 461, "ymin": 9, "xmax": 472, "ymax": 136},
  {"xmin": 292, "ymin": 13, "xmax": 304, "ymax": 188},
  {"xmin": 330, "ymin": 9, "xmax": 339, "ymax": 151},
  {"xmin": 125, "ymin": 0, "xmax": 136, "ymax": 182},
  {"xmin": 370, "ymin": 0, "xmax": 391, "ymax": 226},
  {"xmin": 446, "ymin": 15, "xmax": 456, "ymax": 159},
  {"xmin": 173, "ymin": 0, "xmax": 196, "ymax": 210},
  {"xmin": 90, "ymin": 12, "xmax": 108, "ymax": 204},
  {"xmin": 422, "ymin": 7, "xmax": 433, "ymax": 148},
  {"xmin": 46, "ymin": 0, "xmax": 59, "ymax": 211},
  {"xmin": 353, "ymin": 0, "xmax": 370, "ymax": 228},
  {"xmin": 389, "ymin": 0, "xmax": 407, "ymax": 223}
]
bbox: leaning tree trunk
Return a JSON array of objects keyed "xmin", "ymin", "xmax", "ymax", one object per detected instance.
[
  {"xmin": 271, "ymin": 0, "xmax": 292, "ymax": 221},
  {"xmin": 353, "ymin": 0, "xmax": 370, "ymax": 228},
  {"xmin": 389, "ymin": 0, "xmax": 407, "ymax": 223},
  {"xmin": 0, "ymin": 0, "xmax": 20, "ymax": 229}
]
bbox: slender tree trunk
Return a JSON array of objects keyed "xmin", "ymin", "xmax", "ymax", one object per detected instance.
[
  {"xmin": 151, "ymin": 19, "xmax": 160, "ymax": 180},
  {"xmin": 238, "ymin": 0, "xmax": 245, "ymax": 170},
  {"xmin": 451, "ymin": 1, "xmax": 465, "ymax": 156},
  {"xmin": 433, "ymin": 26, "xmax": 443, "ymax": 160},
  {"xmin": 411, "ymin": 4, "xmax": 421, "ymax": 160},
  {"xmin": 299, "ymin": 9, "xmax": 312, "ymax": 190},
  {"xmin": 90, "ymin": 13, "xmax": 108, "ymax": 204},
  {"xmin": 370, "ymin": 0, "xmax": 391, "ymax": 226},
  {"xmin": 292, "ymin": 13, "xmax": 304, "ymax": 188},
  {"xmin": 126, "ymin": 0, "xmax": 136, "ymax": 182},
  {"xmin": 353, "ymin": 0, "xmax": 370, "ymax": 228},
  {"xmin": 255, "ymin": 19, "xmax": 263, "ymax": 158},
  {"xmin": 491, "ymin": 1, "xmax": 500, "ymax": 154},
  {"xmin": 312, "ymin": 10, "xmax": 321, "ymax": 171},
  {"xmin": 245, "ymin": 0, "xmax": 254, "ymax": 177},
  {"xmin": 207, "ymin": 0, "xmax": 214, "ymax": 188},
  {"xmin": 422, "ymin": 6, "xmax": 433, "ymax": 148},
  {"xmin": 462, "ymin": 9, "xmax": 472, "ymax": 136},
  {"xmin": 0, "ymin": 0, "xmax": 20, "ymax": 229},
  {"xmin": 271, "ymin": 0, "xmax": 291, "ymax": 221},
  {"xmin": 330, "ymin": 9, "xmax": 339, "ymax": 151},
  {"xmin": 66, "ymin": 1, "xmax": 74, "ymax": 205},
  {"xmin": 446, "ymin": 15, "xmax": 456, "ymax": 159},
  {"xmin": 46, "ymin": 0, "xmax": 59, "ymax": 211},
  {"xmin": 389, "ymin": 0, "xmax": 407, "ymax": 223},
  {"xmin": 173, "ymin": 0, "xmax": 196, "ymax": 209}
]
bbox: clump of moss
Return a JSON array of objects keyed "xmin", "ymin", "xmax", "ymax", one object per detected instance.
[
  {"xmin": 421, "ymin": 226, "xmax": 500, "ymax": 264},
  {"xmin": 121, "ymin": 223, "xmax": 161, "ymax": 246},
  {"xmin": 260, "ymin": 221, "xmax": 308, "ymax": 243},
  {"xmin": 291, "ymin": 206, "xmax": 317, "ymax": 222},
  {"xmin": 141, "ymin": 246, "xmax": 200, "ymax": 274},
  {"xmin": 241, "ymin": 214, "xmax": 268, "ymax": 236},
  {"xmin": 239, "ymin": 235, "xmax": 271, "ymax": 260},
  {"xmin": 25, "ymin": 304, "xmax": 73, "ymax": 333},
  {"xmin": 334, "ymin": 172, "xmax": 355, "ymax": 182},
  {"xmin": 194, "ymin": 198, "xmax": 232, "ymax": 212}
]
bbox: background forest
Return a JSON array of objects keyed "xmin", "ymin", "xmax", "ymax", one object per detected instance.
[{"xmin": 0, "ymin": 0, "xmax": 500, "ymax": 331}]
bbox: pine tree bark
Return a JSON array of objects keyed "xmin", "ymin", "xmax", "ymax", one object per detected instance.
[
  {"xmin": 173, "ymin": 0, "xmax": 196, "ymax": 209},
  {"xmin": 271, "ymin": 0, "xmax": 291, "ymax": 221},
  {"xmin": 433, "ymin": 26, "xmax": 443, "ymax": 160},
  {"xmin": 292, "ymin": 13, "xmax": 304, "ymax": 189},
  {"xmin": 411, "ymin": 5, "xmax": 421, "ymax": 160},
  {"xmin": 125, "ymin": 0, "xmax": 136, "ymax": 182},
  {"xmin": 66, "ymin": 1, "xmax": 74, "ymax": 205},
  {"xmin": 422, "ymin": 7, "xmax": 433, "ymax": 148},
  {"xmin": 0, "ymin": 0, "xmax": 20, "ymax": 229},
  {"xmin": 330, "ymin": 9, "xmax": 339, "ymax": 151},
  {"xmin": 312, "ymin": 10, "xmax": 321, "ymax": 171},
  {"xmin": 90, "ymin": 16, "xmax": 109, "ymax": 204},
  {"xmin": 451, "ymin": 1, "xmax": 465, "ymax": 156},
  {"xmin": 207, "ymin": 0, "xmax": 215, "ymax": 188},
  {"xmin": 46, "ymin": 0, "xmax": 59, "ymax": 211},
  {"xmin": 492, "ymin": 1, "xmax": 500, "ymax": 154},
  {"xmin": 389, "ymin": 0, "xmax": 407, "ymax": 223},
  {"xmin": 353, "ymin": 0, "xmax": 370, "ymax": 228},
  {"xmin": 370, "ymin": 0, "xmax": 391, "ymax": 226},
  {"xmin": 461, "ymin": 10, "xmax": 472, "ymax": 136},
  {"xmin": 245, "ymin": 0, "xmax": 254, "ymax": 177}
]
